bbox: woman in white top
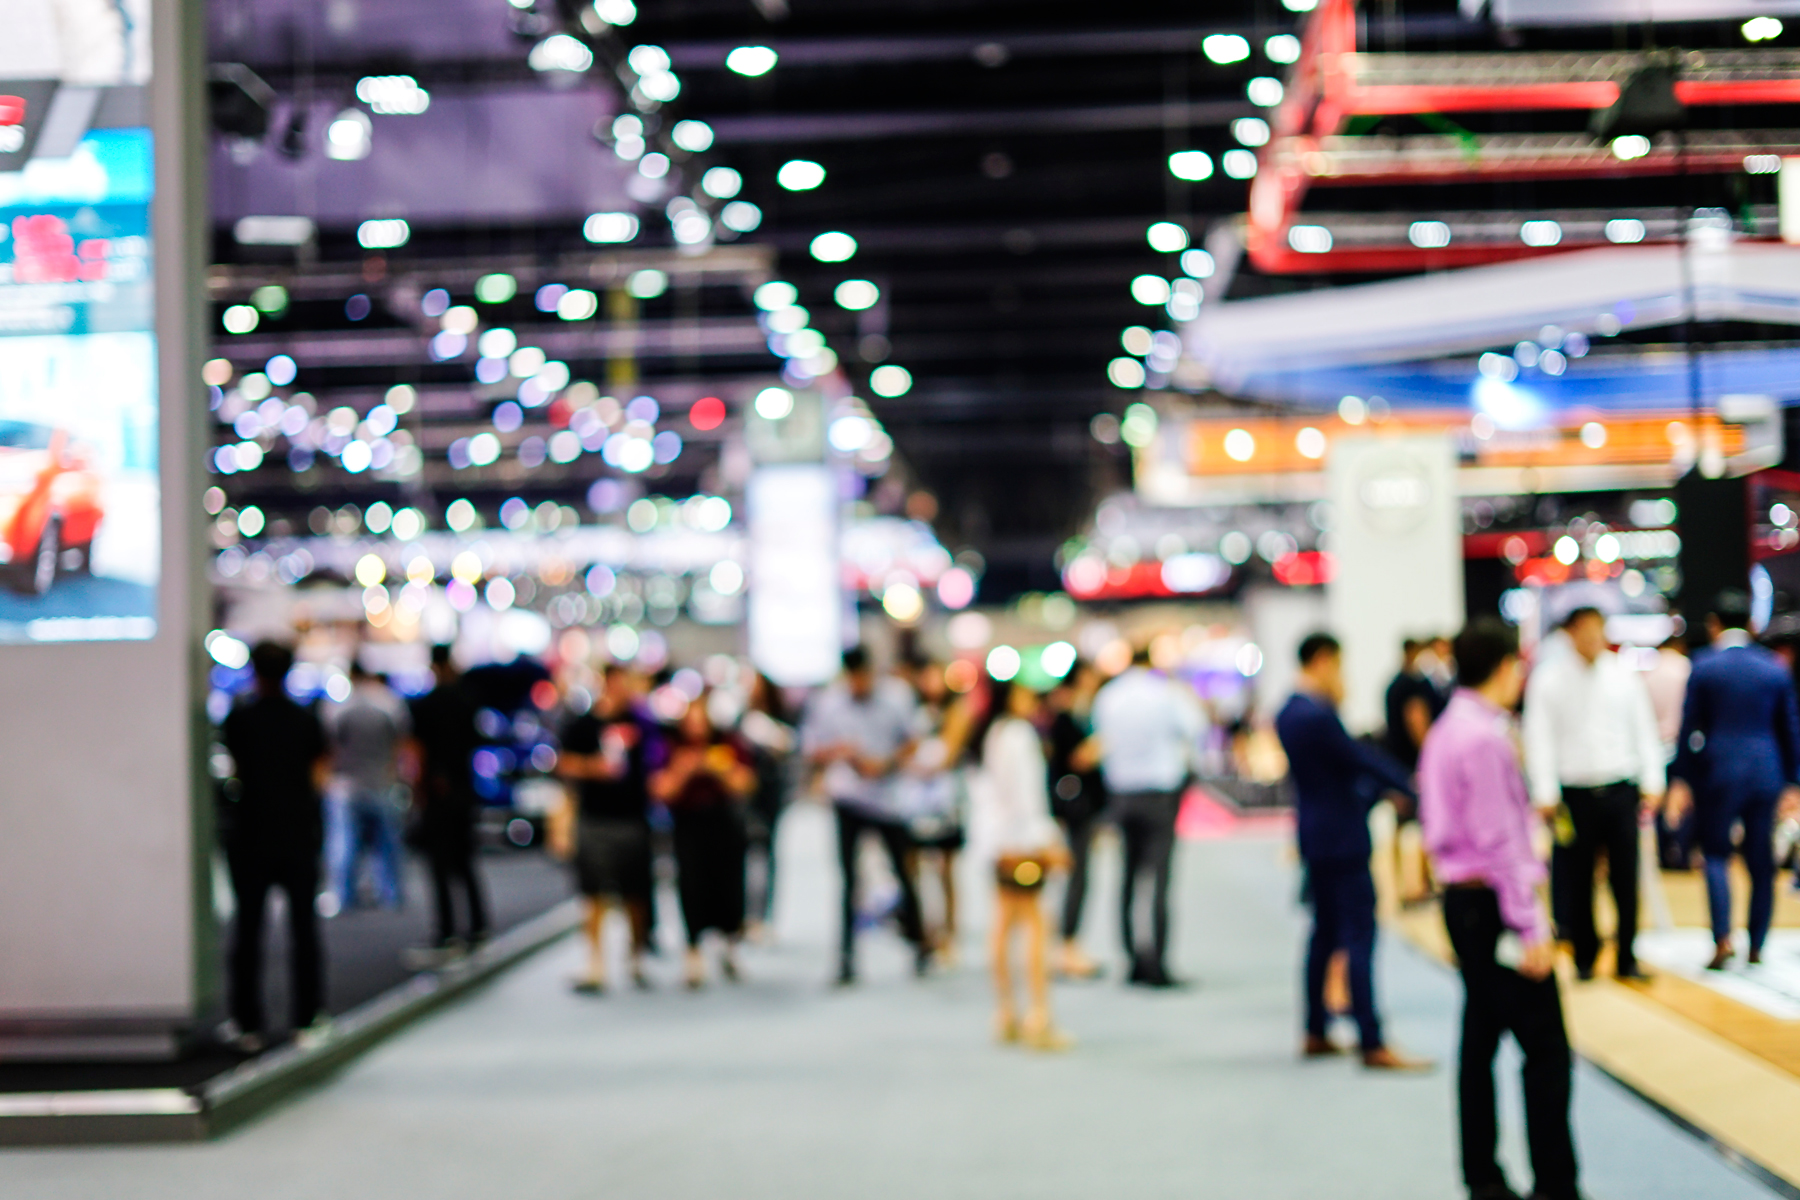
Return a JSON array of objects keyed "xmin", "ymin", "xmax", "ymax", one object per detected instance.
[{"xmin": 971, "ymin": 678, "xmax": 1070, "ymax": 1050}]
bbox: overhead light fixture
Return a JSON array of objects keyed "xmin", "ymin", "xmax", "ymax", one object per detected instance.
[
  {"xmin": 1232, "ymin": 117, "xmax": 1271, "ymax": 147},
  {"xmin": 726, "ymin": 46, "xmax": 778, "ymax": 76},
  {"xmin": 354, "ymin": 75, "xmax": 430, "ymax": 115},
  {"xmin": 1247, "ymin": 77, "xmax": 1284, "ymax": 107},
  {"xmin": 529, "ymin": 34, "xmax": 594, "ymax": 73},
  {"xmin": 702, "ymin": 166, "xmax": 742, "ymax": 198},
  {"xmin": 1407, "ymin": 220, "xmax": 1451, "ymax": 249},
  {"xmin": 671, "ymin": 119, "xmax": 713, "ymax": 152},
  {"xmin": 834, "ymin": 280, "xmax": 880, "ymax": 310},
  {"xmin": 626, "ymin": 268, "xmax": 667, "ymax": 299},
  {"xmin": 754, "ymin": 281, "xmax": 799, "ymax": 310},
  {"xmin": 778, "ymin": 159, "xmax": 826, "ymax": 190},
  {"xmin": 1287, "ymin": 225, "xmax": 1332, "ymax": 253},
  {"xmin": 584, "ymin": 211, "xmax": 640, "ymax": 243},
  {"xmin": 1604, "ymin": 218, "xmax": 1646, "ymax": 244},
  {"xmin": 324, "ymin": 107, "xmax": 371, "ymax": 160},
  {"xmin": 810, "ymin": 231, "xmax": 857, "ymax": 262},
  {"xmin": 869, "ymin": 365, "xmax": 911, "ymax": 397},
  {"xmin": 1130, "ymin": 275, "xmax": 1171, "ymax": 305},
  {"xmin": 1265, "ymin": 34, "xmax": 1301, "ymax": 64},
  {"xmin": 233, "ymin": 215, "xmax": 316, "ymax": 246},
  {"xmin": 357, "ymin": 218, "xmax": 410, "ymax": 249},
  {"xmin": 1146, "ymin": 222, "xmax": 1189, "ymax": 252},
  {"xmin": 1108, "ymin": 357, "xmax": 1146, "ymax": 389},
  {"xmin": 720, "ymin": 201, "xmax": 762, "ymax": 231},
  {"xmin": 1222, "ymin": 149, "xmax": 1258, "ymax": 179},
  {"xmin": 1168, "ymin": 149, "xmax": 1213, "ymax": 181},
  {"xmin": 1202, "ymin": 34, "xmax": 1250, "ymax": 65},
  {"xmin": 1744, "ymin": 15, "xmax": 1783, "ymax": 41},
  {"xmin": 627, "ymin": 45, "xmax": 670, "ymax": 74},
  {"xmin": 636, "ymin": 71, "xmax": 680, "ymax": 103},
  {"xmin": 592, "ymin": 0, "xmax": 636, "ymax": 25},
  {"xmin": 1519, "ymin": 219, "xmax": 1562, "ymax": 247}
]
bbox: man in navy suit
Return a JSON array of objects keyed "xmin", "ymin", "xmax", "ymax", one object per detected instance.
[
  {"xmin": 1668, "ymin": 592, "xmax": 1800, "ymax": 970},
  {"xmin": 1275, "ymin": 633, "xmax": 1431, "ymax": 1071}
]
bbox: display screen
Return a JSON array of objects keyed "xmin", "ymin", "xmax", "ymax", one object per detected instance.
[{"xmin": 0, "ymin": 1, "xmax": 156, "ymax": 642}]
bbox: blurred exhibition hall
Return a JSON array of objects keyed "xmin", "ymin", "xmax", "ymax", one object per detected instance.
[{"xmin": 9, "ymin": 0, "xmax": 1800, "ymax": 1197}]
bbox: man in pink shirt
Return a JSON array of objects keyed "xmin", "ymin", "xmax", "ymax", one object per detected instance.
[{"xmin": 1418, "ymin": 620, "xmax": 1580, "ymax": 1200}]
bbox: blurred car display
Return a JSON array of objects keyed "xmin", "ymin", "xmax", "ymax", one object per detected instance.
[{"xmin": 0, "ymin": 420, "xmax": 103, "ymax": 596}]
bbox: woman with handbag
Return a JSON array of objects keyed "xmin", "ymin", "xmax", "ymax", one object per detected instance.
[{"xmin": 971, "ymin": 676, "xmax": 1072, "ymax": 1051}]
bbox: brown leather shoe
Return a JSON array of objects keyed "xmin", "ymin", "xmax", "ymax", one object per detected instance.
[
  {"xmin": 1302, "ymin": 1035, "xmax": 1346, "ymax": 1058},
  {"xmin": 1706, "ymin": 941, "xmax": 1735, "ymax": 971},
  {"xmin": 1362, "ymin": 1045, "xmax": 1435, "ymax": 1072}
]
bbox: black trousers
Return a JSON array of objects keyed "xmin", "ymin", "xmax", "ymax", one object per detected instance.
[
  {"xmin": 1443, "ymin": 887, "xmax": 1579, "ymax": 1200},
  {"xmin": 1112, "ymin": 790, "xmax": 1180, "ymax": 971},
  {"xmin": 227, "ymin": 841, "xmax": 324, "ymax": 1035},
  {"xmin": 1304, "ymin": 859, "xmax": 1381, "ymax": 1051},
  {"xmin": 1558, "ymin": 781, "xmax": 1641, "ymax": 974},
  {"xmin": 424, "ymin": 819, "xmax": 488, "ymax": 947},
  {"xmin": 833, "ymin": 803, "xmax": 925, "ymax": 969},
  {"xmin": 1057, "ymin": 805, "xmax": 1103, "ymax": 942}
]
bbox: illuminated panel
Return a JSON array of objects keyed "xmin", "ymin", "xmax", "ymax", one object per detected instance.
[
  {"xmin": 747, "ymin": 464, "xmax": 841, "ymax": 686},
  {"xmin": 0, "ymin": 8, "xmax": 158, "ymax": 642},
  {"xmin": 1177, "ymin": 413, "xmax": 1745, "ymax": 477}
]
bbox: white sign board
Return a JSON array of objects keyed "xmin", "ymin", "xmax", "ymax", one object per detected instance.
[
  {"xmin": 747, "ymin": 464, "xmax": 842, "ymax": 687},
  {"xmin": 1326, "ymin": 434, "xmax": 1464, "ymax": 733}
]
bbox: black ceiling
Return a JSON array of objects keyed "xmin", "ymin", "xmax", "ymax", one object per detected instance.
[{"xmin": 208, "ymin": 0, "xmax": 1800, "ymax": 597}]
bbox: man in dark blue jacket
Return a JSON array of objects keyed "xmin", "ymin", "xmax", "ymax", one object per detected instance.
[
  {"xmin": 1668, "ymin": 592, "xmax": 1800, "ymax": 970},
  {"xmin": 1276, "ymin": 632, "xmax": 1431, "ymax": 1071}
]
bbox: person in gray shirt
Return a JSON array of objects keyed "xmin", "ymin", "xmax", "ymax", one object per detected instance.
[
  {"xmin": 802, "ymin": 646, "xmax": 930, "ymax": 985},
  {"xmin": 324, "ymin": 661, "xmax": 411, "ymax": 911}
]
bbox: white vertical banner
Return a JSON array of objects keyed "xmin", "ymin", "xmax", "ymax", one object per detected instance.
[
  {"xmin": 747, "ymin": 464, "xmax": 842, "ymax": 687},
  {"xmin": 1781, "ymin": 157, "xmax": 1800, "ymax": 245},
  {"xmin": 1326, "ymin": 434, "xmax": 1464, "ymax": 732}
]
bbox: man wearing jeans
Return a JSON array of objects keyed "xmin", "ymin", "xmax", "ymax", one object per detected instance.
[
  {"xmin": 803, "ymin": 646, "xmax": 928, "ymax": 985},
  {"xmin": 1522, "ymin": 606, "xmax": 1664, "ymax": 981},
  {"xmin": 1091, "ymin": 645, "xmax": 1203, "ymax": 987},
  {"xmin": 1421, "ymin": 620, "xmax": 1580, "ymax": 1200}
]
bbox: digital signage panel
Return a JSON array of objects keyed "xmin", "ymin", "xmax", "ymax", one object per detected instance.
[{"xmin": 0, "ymin": 0, "xmax": 157, "ymax": 642}]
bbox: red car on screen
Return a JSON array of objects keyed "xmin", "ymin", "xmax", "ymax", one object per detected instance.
[{"xmin": 0, "ymin": 421, "xmax": 104, "ymax": 596}]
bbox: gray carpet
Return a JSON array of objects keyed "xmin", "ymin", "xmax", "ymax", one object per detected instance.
[{"xmin": 0, "ymin": 805, "xmax": 1779, "ymax": 1200}]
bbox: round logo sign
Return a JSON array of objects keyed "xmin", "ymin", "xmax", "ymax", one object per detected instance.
[{"xmin": 1352, "ymin": 448, "xmax": 1433, "ymax": 537}]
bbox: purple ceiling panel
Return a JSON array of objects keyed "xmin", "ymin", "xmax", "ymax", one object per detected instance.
[
  {"xmin": 212, "ymin": 88, "xmax": 630, "ymax": 226},
  {"xmin": 211, "ymin": 0, "xmax": 520, "ymax": 64}
]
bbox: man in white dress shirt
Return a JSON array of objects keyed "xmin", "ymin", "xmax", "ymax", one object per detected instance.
[
  {"xmin": 1091, "ymin": 646, "xmax": 1205, "ymax": 987},
  {"xmin": 1522, "ymin": 606, "xmax": 1665, "ymax": 981}
]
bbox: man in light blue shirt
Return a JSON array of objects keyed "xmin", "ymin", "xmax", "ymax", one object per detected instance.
[{"xmin": 1091, "ymin": 646, "xmax": 1205, "ymax": 986}]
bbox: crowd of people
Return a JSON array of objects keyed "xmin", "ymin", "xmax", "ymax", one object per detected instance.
[
  {"xmin": 217, "ymin": 642, "xmax": 490, "ymax": 1052},
  {"xmin": 214, "ymin": 590, "xmax": 1798, "ymax": 1200},
  {"xmin": 538, "ymin": 640, "xmax": 1210, "ymax": 1042},
  {"xmin": 1275, "ymin": 591, "xmax": 1800, "ymax": 1200}
]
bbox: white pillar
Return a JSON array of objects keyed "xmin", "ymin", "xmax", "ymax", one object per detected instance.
[{"xmin": 1325, "ymin": 434, "xmax": 1464, "ymax": 733}]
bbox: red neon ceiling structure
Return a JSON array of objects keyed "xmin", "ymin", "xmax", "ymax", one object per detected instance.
[{"xmin": 1246, "ymin": 0, "xmax": 1800, "ymax": 273}]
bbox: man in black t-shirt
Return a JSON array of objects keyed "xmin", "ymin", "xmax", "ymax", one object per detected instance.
[
  {"xmin": 1383, "ymin": 638, "xmax": 1442, "ymax": 774},
  {"xmin": 220, "ymin": 641, "xmax": 330, "ymax": 1050},
  {"xmin": 409, "ymin": 644, "xmax": 489, "ymax": 954},
  {"xmin": 1046, "ymin": 659, "xmax": 1106, "ymax": 980},
  {"xmin": 557, "ymin": 665, "xmax": 656, "ymax": 992},
  {"xmin": 1382, "ymin": 637, "xmax": 1442, "ymax": 906}
]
